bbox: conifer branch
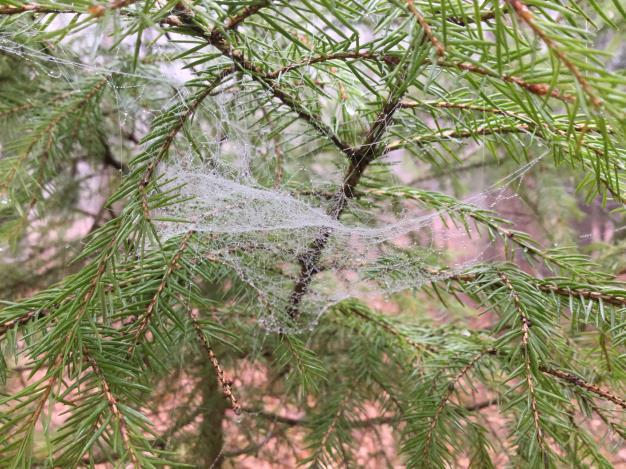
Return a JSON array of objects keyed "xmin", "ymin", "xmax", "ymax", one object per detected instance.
[
  {"xmin": 84, "ymin": 351, "xmax": 140, "ymax": 467},
  {"xmin": 286, "ymin": 77, "xmax": 410, "ymax": 318},
  {"xmin": 406, "ymin": 0, "xmax": 445, "ymax": 57},
  {"xmin": 444, "ymin": 9, "xmax": 500, "ymax": 25},
  {"xmin": 422, "ymin": 349, "xmax": 494, "ymax": 460},
  {"xmin": 589, "ymin": 402, "xmax": 626, "ymax": 440},
  {"xmin": 138, "ymin": 72, "xmax": 232, "ymax": 219},
  {"xmin": 316, "ymin": 391, "xmax": 352, "ymax": 458},
  {"xmin": 540, "ymin": 367, "xmax": 626, "ymax": 409},
  {"xmin": 0, "ymin": 4, "xmax": 75, "ymax": 15},
  {"xmin": 342, "ymin": 303, "xmax": 436, "ymax": 354},
  {"xmin": 0, "ymin": 76, "xmax": 109, "ymax": 195},
  {"xmin": 387, "ymin": 123, "xmax": 533, "ymax": 150},
  {"xmin": 399, "ymin": 100, "xmax": 611, "ymax": 135},
  {"xmin": 537, "ymin": 283, "xmax": 626, "ymax": 307},
  {"xmin": 441, "ymin": 59, "xmax": 575, "ymax": 102},
  {"xmin": 0, "ymin": 309, "xmax": 47, "ymax": 338},
  {"xmin": 128, "ymin": 230, "xmax": 195, "ymax": 354},
  {"xmin": 265, "ymin": 53, "xmax": 574, "ymax": 102},
  {"xmin": 506, "ymin": 0, "xmax": 602, "ymax": 108},
  {"xmin": 189, "ymin": 311, "xmax": 241, "ymax": 415},
  {"xmin": 498, "ymin": 272, "xmax": 546, "ymax": 452},
  {"xmin": 0, "ymin": 0, "xmax": 138, "ymax": 16},
  {"xmin": 0, "ymin": 0, "xmax": 623, "ymax": 465},
  {"xmin": 441, "ymin": 269, "xmax": 626, "ymax": 308}
]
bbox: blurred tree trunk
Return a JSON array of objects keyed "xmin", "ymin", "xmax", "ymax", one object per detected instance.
[{"xmin": 194, "ymin": 363, "xmax": 227, "ymax": 468}]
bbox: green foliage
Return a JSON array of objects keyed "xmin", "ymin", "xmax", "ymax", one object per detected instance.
[{"xmin": 0, "ymin": 0, "xmax": 624, "ymax": 467}]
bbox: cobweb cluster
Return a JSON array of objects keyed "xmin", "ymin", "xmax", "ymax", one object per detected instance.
[{"xmin": 154, "ymin": 86, "xmax": 541, "ymax": 332}]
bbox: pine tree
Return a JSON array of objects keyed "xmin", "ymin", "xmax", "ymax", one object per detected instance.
[{"xmin": 0, "ymin": 0, "xmax": 625, "ymax": 467}]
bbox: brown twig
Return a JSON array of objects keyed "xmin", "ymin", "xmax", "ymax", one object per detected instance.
[
  {"xmin": 189, "ymin": 311, "xmax": 241, "ymax": 415},
  {"xmin": 540, "ymin": 367, "xmax": 626, "ymax": 409},
  {"xmin": 0, "ymin": 4, "xmax": 73, "ymax": 14},
  {"xmin": 0, "ymin": 0, "xmax": 138, "ymax": 16},
  {"xmin": 406, "ymin": 0, "xmax": 445, "ymax": 57},
  {"xmin": 286, "ymin": 94, "xmax": 407, "ymax": 318},
  {"xmin": 265, "ymin": 51, "xmax": 574, "ymax": 102},
  {"xmin": 0, "ymin": 309, "xmax": 48, "ymax": 338}
]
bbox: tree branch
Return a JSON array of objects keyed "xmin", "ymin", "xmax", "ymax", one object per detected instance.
[
  {"xmin": 540, "ymin": 367, "xmax": 626, "ymax": 409},
  {"xmin": 506, "ymin": 0, "xmax": 601, "ymax": 108},
  {"xmin": 189, "ymin": 310, "xmax": 241, "ymax": 415},
  {"xmin": 499, "ymin": 272, "xmax": 545, "ymax": 451}
]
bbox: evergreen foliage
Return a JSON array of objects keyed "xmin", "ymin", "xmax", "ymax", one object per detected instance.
[{"xmin": 0, "ymin": 0, "xmax": 624, "ymax": 466}]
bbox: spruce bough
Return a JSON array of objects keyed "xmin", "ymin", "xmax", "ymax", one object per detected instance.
[{"xmin": 0, "ymin": 0, "xmax": 624, "ymax": 467}]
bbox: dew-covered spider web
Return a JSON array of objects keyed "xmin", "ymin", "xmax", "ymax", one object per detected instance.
[{"xmin": 151, "ymin": 85, "xmax": 545, "ymax": 332}]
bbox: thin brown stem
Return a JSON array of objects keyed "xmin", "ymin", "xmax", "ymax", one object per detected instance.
[
  {"xmin": 265, "ymin": 52, "xmax": 574, "ymax": 102},
  {"xmin": 406, "ymin": 0, "xmax": 445, "ymax": 57},
  {"xmin": 189, "ymin": 311, "xmax": 241, "ymax": 415},
  {"xmin": 0, "ymin": 0, "xmax": 138, "ymax": 15},
  {"xmin": 540, "ymin": 367, "xmax": 626, "ymax": 409}
]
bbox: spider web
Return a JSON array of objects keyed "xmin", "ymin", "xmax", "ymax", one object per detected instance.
[{"xmin": 153, "ymin": 85, "xmax": 543, "ymax": 332}]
